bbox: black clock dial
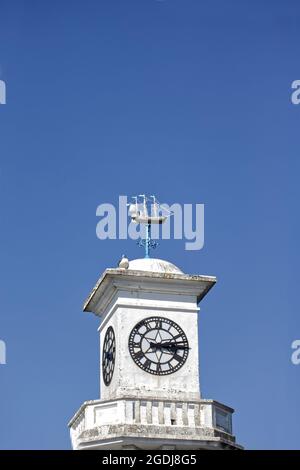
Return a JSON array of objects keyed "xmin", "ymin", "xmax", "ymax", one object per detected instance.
[
  {"xmin": 102, "ymin": 326, "xmax": 115, "ymax": 386},
  {"xmin": 128, "ymin": 316, "xmax": 189, "ymax": 376}
]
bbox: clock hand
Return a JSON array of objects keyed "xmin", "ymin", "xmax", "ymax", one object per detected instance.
[
  {"xmin": 161, "ymin": 341, "xmax": 187, "ymax": 345},
  {"xmin": 158, "ymin": 341, "xmax": 188, "ymax": 347},
  {"xmin": 150, "ymin": 342, "xmax": 189, "ymax": 350}
]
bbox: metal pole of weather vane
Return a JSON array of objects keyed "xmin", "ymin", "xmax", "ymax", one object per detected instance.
[{"xmin": 128, "ymin": 195, "xmax": 168, "ymax": 258}]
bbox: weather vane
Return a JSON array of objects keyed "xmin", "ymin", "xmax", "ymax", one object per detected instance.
[{"xmin": 128, "ymin": 195, "xmax": 170, "ymax": 258}]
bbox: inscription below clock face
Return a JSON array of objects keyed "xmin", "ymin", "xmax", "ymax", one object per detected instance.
[
  {"xmin": 128, "ymin": 316, "xmax": 189, "ymax": 376},
  {"xmin": 102, "ymin": 326, "xmax": 116, "ymax": 386}
]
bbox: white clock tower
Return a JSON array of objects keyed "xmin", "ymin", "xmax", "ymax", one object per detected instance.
[{"xmin": 69, "ymin": 256, "xmax": 242, "ymax": 450}]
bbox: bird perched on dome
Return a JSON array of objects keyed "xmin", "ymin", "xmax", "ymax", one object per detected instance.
[{"xmin": 118, "ymin": 254, "xmax": 129, "ymax": 269}]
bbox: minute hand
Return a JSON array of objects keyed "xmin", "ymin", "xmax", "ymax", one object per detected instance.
[
  {"xmin": 150, "ymin": 342, "xmax": 189, "ymax": 350},
  {"xmin": 162, "ymin": 342, "xmax": 189, "ymax": 349}
]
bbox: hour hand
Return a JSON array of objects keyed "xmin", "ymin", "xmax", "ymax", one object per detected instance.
[
  {"xmin": 150, "ymin": 342, "xmax": 161, "ymax": 349},
  {"xmin": 150, "ymin": 341, "xmax": 167, "ymax": 350}
]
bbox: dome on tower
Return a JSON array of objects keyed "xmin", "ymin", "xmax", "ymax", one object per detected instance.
[{"xmin": 128, "ymin": 258, "xmax": 184, "ymax": 274}]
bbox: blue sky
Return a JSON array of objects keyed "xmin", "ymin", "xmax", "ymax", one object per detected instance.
[{"xmin": 0, "ymin": 0, "xmax": 299, "ymax": 449}]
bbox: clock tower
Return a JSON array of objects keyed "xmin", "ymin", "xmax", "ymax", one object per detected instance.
[{"xmin": 69, "ymin": 257, "xmax": 242, "ymax": 450}]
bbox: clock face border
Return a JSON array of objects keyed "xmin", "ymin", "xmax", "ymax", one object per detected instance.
[
  {"xmin": 128, "ymin": 316, "xmax": 189, "ymax": 376},
  {"xmin": 102, "ymin": 326, "xmax": 116, "ymax": 386}
]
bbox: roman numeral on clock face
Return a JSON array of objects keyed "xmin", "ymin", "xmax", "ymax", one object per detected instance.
[
  {"xmin": 134, "ymin": 350, "xmax": 144, "ymax": 360},
  {"xmin": 173, "ymin": 334, "xmax": 183, "ymax": 341},
  {"xmin": 173, "ymin": 353, "xmax": 183, "ymax": 362}
]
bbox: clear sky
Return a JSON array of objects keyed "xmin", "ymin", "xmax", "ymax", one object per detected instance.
[{"xmin": 0, "ymin": 0, "xmax": 299, "ymax": 450}]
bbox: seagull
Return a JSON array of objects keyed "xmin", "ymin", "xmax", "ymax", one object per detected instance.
[{"xmin": 118, "ymin": 254, "xmax": 129, "ymax": 269}]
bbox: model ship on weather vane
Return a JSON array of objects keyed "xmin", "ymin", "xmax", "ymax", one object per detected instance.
[{"xmin": 127, "ymin": 194, "xmax": 172, "ymax": 258}]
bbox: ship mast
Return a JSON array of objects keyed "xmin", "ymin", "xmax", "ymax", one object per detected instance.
[{"xmin": 128, "ymin": 194, "xmax": 168, "ymax": 258}]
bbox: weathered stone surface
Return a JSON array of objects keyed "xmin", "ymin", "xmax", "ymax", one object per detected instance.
[
  {"xmin": 69, "ymin": 259, "xmax": 243, "ymax": 450},
  {"xmin": 75, "ymin": 423, "xmax": 240, "ymax": 450},
  {"xmin": 69, "ymin": 397, "xmax": 241, "ymax": 450}
]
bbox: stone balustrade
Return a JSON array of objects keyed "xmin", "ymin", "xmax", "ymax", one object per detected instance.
[{"xmin": 69, "ymin": 398, "xmax": 233, "ymax": 449}]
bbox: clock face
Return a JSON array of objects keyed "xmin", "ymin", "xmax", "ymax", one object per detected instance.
[
  {"xmin": 102, "ymin": 326, "xmax": 116, "ymax": 386},
  {"xmin": 128, "ymin": 316, "xmax": 189, "ymax": 376}
]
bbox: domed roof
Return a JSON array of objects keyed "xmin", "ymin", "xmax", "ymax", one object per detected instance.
[{"xmin": 128, "ymin": 258, "xmax": 184, "ymax": 274}]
